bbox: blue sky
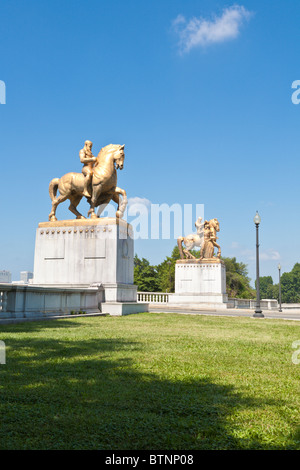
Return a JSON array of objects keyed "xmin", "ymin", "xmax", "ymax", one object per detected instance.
[{"xmin": 0, "ymin": 0, "xmax": 299, "ymax": 285}]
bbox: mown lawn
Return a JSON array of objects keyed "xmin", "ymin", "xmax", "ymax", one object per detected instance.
[{"xmin": 0, "ymin": 312, "xmax": 299, "ymax": 450}]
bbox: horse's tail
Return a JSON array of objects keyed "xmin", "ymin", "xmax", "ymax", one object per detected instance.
[
  {"xmin": 177, "ymin": 237, "xmax": 185, "ymax": 260},
  {"xmin": 49, "ymin": 178, "xmax": 60, "ymax": 201}
]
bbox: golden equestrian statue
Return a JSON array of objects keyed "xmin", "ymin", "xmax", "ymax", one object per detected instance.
[
  {"xmin": 48, "ymin": 142, "xmax": 127, "ymax": 221},
  {"xmin": 178, "ymin": 217, "xmax": 221, "ymax": 260}
]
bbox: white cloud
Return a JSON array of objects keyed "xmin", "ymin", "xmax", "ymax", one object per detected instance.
[
  {"xmin": 172, "ymin": 5, "xmax": 252, "ymax": 54},
  {"xmin": 260, "ymin": 250, "xmax": 281, "ymax": 261},
  {"xmin": 230, "ymin": 242, "xmax": 254, "ymax": 260},
  {"xmin": 128, "ymin": 197, "xmax": 152, "ymax": 209},
  {"xmin": 230, "ymin": 242, "xmax": 280, "ymax": 262}
]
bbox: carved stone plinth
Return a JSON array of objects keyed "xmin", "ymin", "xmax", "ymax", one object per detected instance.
[
  {"xmin": 169, "ymin": 258, "xmax": 228, "ymax": 309},
  {"xmin": 32, "ymin": 217, "xmax": 148, "ymax": 316}
]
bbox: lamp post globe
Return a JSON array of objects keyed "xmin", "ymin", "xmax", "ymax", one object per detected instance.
[{"xmin": 253, "ymin": 211, "xmax": 261, "ymax": 225}]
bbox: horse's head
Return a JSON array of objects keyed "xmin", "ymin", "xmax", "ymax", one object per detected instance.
[
  {"xmin": 114, "ymin": 144, "xmax": 125, "ymax": 170},
  {"xmin": 97, "ymin": 144, "xmax": 125, "ymax": 170}
]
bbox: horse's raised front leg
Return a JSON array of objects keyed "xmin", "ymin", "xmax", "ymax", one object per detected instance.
[
  {"xmin": 183, "ymin": 248, "xmax": 196, "ymax": 259},
  {"xmin": 113, "ymin": 187, "xmax": 128, "ymax": 219}
]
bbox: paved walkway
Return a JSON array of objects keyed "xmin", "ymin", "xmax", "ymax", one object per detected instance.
[
  {"xmin": 148, "ymin": 306, "xmax": 300, "ymax": 321},
  {"xmin": 1, "ymin": 307, "xmax": 300, "ymax": 325}
]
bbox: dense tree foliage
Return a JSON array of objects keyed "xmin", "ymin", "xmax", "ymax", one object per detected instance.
[
  {"xmin": 222, "ymin": 257, "xmax": 255, "ymax": 299},
  {"xmin": 280, "ymin": 263, "xmax": 300, "ymax": 303},
  {"xmin": 256, "ymin": 276, "xmax": 279, "ymax": 300},
  {"xmin": 133, "ymin": 255, "xmax": 160, "ymax": 292},
  {"xmin": 255, "ymin": 265, "xmax": 300, "ymax": 302}
]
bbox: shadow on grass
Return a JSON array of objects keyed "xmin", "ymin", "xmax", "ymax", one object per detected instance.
[
  {"xmin": 0, "ymin": 318, "xmax": 86, "ymax": 332},
  {"xmin": 0, "ymin": 333, "xmax": 299, "ymax": 450}
]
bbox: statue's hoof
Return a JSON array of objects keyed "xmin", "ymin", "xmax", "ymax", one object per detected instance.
[
  {"xmin": 49, "ymin": 216, "xmax": 57, "ymax": 222},
  {"xmin": 90, "ymin": 213, "xmax": 98, "ymax": 219},
  {"xmin": 116, "ymin": 210, "xmax": 122, "ymax": 219}
]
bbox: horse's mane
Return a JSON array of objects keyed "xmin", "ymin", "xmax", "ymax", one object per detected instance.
[{"xmin": 98, "ymin": 144, "xmax": 115, "ymax": 157}]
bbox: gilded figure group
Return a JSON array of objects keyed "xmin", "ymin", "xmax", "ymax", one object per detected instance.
[{"xmin": 178, "ymin": 217, "xmax": 221, "ymax": 260}]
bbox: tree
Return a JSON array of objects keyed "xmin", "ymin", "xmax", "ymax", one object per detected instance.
[
  {"xmin": 134, "ymin": 255, "xmax": 160, "ymax": 292},
  {"xmin": 280, "ymin": 263, "xmax": 300, "ymax": 303},
  {"xmin": 255, "ymin": 264, "xmax": 300, "ymax": 303},
  {"xmin": 156, "ymin": 247, "xmax": 178, "ymax": 293},
  {"xmin": 222, "ymin": 257, "xmax": 255, "ymax": 299},
  {"xmin": 255, "ymin": 276, "xmax": 278, "ymax": 299}
]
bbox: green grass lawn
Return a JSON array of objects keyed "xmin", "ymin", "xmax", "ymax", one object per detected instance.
[{"xmin": 0, "ymin": 312, "xmax": 299, "ymax": 450}]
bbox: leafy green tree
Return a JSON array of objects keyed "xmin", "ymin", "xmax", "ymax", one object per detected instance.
[
  {"xmin": 255, "ymin": 265, "xmax": 300, "ymax": 303},
  {"xmin": 280, "ymin": 263, "xmax": 300, "ymax": 303},
  {"xmin": 255, "ymin": 276, "xmax": 277, "ymax": 299},
  {"xmin": 156, "ymin": 246, "xmax": 181, "ymax": 292},
  {"xmin": 257, "ymin": 276, "xmax": 273, "ymax": 297},
  {"xmin": 222, "ymin": 257, "xmax": 255, "ymax": 299},
  {"xmin": 266, "ymin": 283, "xmax": 279, "ymax": 300},
  {"xmin": 134, "ymin": 255, "xmax": 160, "ymax": 292}
]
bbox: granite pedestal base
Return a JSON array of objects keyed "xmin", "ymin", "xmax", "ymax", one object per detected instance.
[
  {"xmin": 169, "ymin": 259, "xmax": 228, "ymax": 310},
  {"xmin": 32, "ymin": 218, "xmax": 148, "ymax": 316}
]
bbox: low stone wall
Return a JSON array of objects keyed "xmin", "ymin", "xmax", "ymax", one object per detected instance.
[
  {"xmin": 227, "ymin": 298, "xmax": 278, "ymax": 310},
  {"xmin": 0, "ymin": 283, "xmax": 103, "ymax": 319}
]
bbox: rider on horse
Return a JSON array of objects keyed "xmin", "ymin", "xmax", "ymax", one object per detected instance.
[{"xmin": 79, "ymin": 140, "xmax": 97, "ymax": 198}]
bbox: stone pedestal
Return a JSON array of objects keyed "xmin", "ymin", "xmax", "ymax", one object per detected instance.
[
  {"xmin": 32, "ymin": 217, "xmax": 148, "ymax": 316},
  {"xmin": 169, "ymin": 259, "xmax": 228, "ymax": 309}
]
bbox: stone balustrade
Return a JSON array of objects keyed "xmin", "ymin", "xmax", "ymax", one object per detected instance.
[
  {"xmin": 137, "ymin": 291, "xmax": 279, "ymax": 310},
  {"xmin": 137, "ymin": 292, "xmax": 172, "ymax": 303}
]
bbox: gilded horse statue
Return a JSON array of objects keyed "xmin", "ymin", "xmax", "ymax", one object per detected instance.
[
  {"xmin": 177, "ymin": 217, "xmax": 221, "ymax": 260},
  {"xmin": 177, "ymin": 217, "xmax": 203, "ymax": 259},
  {"xmin": 48, "ymin": 144, "xmax": 127, "ymax": 221}
]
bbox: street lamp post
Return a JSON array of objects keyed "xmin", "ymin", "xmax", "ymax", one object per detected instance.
[
  {"xmin": 253, "ymin": 211, "xmax": 264, "ymax": 318},
  {"xmin": 278, "ymin": 263, "xmax": 282, "ymax": 312}
]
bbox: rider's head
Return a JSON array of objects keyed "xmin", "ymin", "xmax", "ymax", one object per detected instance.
[{"xmin": 85, "ymin": 140, "xmax": 93, "ymax": 150}]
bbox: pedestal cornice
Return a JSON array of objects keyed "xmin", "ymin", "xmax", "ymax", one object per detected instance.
[
  {"xmin": 38, "ymin": 217, "xmax": 132, "ymax": 229},
  {"xmin": 176, "ymin": 258, "xmax": 225, "ymax": 265}
]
